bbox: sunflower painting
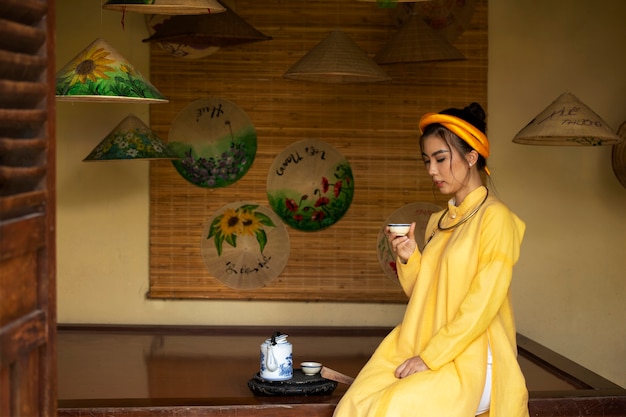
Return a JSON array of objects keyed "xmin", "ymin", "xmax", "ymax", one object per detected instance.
[
  {"xmin": 207, "ymin": 204, "xmax": 276, "ymax": 256},
  {"xmin": 56, "ymin": 37, "xmax": 167, "ymax": 102},
  {"xmin": 201, "ymin": 202, "xmax": 290, "ymax": 290}
]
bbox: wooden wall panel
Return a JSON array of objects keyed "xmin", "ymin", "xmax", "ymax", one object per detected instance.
[{"xmin": 149, "ymin": 0, "xmax": 487, "ymax": 302}]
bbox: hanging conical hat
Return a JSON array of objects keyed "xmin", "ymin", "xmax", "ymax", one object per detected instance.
[
  {"xmin": 612, "ymin": 121, "xmax": 626, "ymax": 189},
  {"xmin": 375, "ymin": 13, "xmax": 465, "ymax": 64},
  {"xmin": 103, "ymin": 0, "xmax": 226, "ymax": 15},
  {"xmin": 84, "ymin": 114, "xmax": 177, "ymax": 161},
  {"xmin": 55, "ymin": 37, "xmax": 167, "ymax": 103},
  {"xmin": 414, "ymin": 0, "xmax": 477, "ymax": 41},
  {"xmin": 513, "ymin": 92, "xmax": 621, "ymax": 146},
  {"xmin": 266, "ymin": 139, "xmax": 355, "ymax": 231},
  {"xmin": 283, "ymin": 30, "xmax": 391, "ymax": 84},
  {"xmin": 142, "ymin": 7, "xmax": 272, "ymax": 48},
  {"xmin": 145, "ymin": 14, "xmax": 221, "ymax": 59},
  {"xmin": 201, "ymin": 202, "xmax": 290, "ymax": 290},
  {"xmin": 376, "ymin": 202, "xmax": 442, "ymax": 284}
]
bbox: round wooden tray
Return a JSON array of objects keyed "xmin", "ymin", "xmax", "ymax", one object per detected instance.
[{"xmin": 248, "ymin": 369, "xmax": 337, "ymax": 397}]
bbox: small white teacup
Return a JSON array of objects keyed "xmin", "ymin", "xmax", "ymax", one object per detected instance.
[
  {"xmin": 301, "ymin": 361, "xmax": 322, "ymax": 376},
  {"xmin": 388, "ymin": 223, "xmax": 410, "ymax": 236}
]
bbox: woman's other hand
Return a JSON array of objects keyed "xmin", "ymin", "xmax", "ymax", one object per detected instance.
[
  {"xmin": 395, "ymin": 355, "xmax": 429, "ymax": 379},
  {"xmin": 386, "ymin": 222, "xmax": 417, "ymax": 263}
]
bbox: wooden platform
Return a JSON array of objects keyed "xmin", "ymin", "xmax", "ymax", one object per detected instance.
[{"xmin": 57, "ymin": 325, "xmax": 626, "ymax": 417}]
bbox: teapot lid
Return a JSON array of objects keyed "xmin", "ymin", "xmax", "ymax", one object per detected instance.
[{"xmin": 267, "ymin": 331, "xmax": 289, "ymax": 345}]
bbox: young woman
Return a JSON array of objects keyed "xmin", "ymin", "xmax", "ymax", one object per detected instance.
[{"xmin": 333, "ymin": 103, "xmax": 529, "ymax": 417}]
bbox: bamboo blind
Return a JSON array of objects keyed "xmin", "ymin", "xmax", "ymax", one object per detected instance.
[{"xmin": 149, "ymin": 0, "xmax": 487, "ymax": 302}]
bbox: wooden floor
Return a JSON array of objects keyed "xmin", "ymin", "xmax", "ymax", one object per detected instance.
[{"xmin": 57, "ymin": 325, "xmax": 626, "ymax": 416}]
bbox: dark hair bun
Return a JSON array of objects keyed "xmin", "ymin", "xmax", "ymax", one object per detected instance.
[{"xmin": 440, "ymin": 102, "xmax": 487, "ymax": 133}]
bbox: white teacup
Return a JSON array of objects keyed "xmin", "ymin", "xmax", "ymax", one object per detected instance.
[
  {"xmin": 301, "ymin": 361, "xmax": 322, "ymax": 376},
  {"xmin": 388, "ymin": 223, "xmax": 410, "ymax": 236}
]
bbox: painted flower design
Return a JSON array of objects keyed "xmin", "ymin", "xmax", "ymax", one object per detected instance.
[
  {"xmin": 268, "ymin": 162, "xmax": 354, "ymax": 231},
  {"xmin": 56, "ymin": 38, "xmax": 165, "ymax": 100},
  {"xmin": 177, "ymin": 142, "xmax": 250, "ymax": 188},
  {"xmin": 66, "ymin": 45, "xmax": 116, "ymax": 85},
  {"xmin": 207, "ymin": 204, "xmax": 276, "ymax": 256}
]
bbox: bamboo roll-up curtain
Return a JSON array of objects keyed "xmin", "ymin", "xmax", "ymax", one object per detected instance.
[{"xmin": 149, "ymin": 0, "xmax": 487, "ymax": 302}]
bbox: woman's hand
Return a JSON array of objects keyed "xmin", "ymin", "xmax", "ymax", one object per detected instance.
[
  {"xmin": 385, "ymin": 222, "xmax": 417, "ymax": 263},
  {"xmin": 395, "ymin": 355, "xmax": 429, "ymax": 378}
]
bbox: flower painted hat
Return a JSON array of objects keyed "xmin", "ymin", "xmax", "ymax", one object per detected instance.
[
  {"xmin": 55, "ymin": 37, "xmax": 167, "ymax": 103},
  {"xmin": 200, "ymin": 202, "xmax": 290, "ymax": 289},
  {"xmin": 167, "ymin": 97, "xmax": 257, "ymax": 188},
  {"xmin": 266, "ymin": 140, "xmax": 355, "ymax": 232}
]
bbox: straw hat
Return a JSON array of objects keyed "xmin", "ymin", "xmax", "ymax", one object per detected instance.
[
  {"xmin": 612, "ymin": 121, "xmax": 626, "ymax": 189},
  {"xmin": 144, "ymin": 14, "xmax": 220, "ymax": 59},
  {"xmin": 103, "ymin": 0, "xmax": 226, "ymax": 15},
  {"xmin": 142, "ymin": 7, "xmax": 271, "ymax": 47},
  {"xmin": 201, "ymin": 202, "xmax": 290, "ymax": 290},
  {"xmin": 375, "ymin": 13, "xmax": 465, "ymax": 64},
  {"xmin": 513, "ymin": 92, "xmax": 621, "ymax": 146},
  {"xmin": 283, "ymin": 30, "xmax": 391, "ymax": 84}
]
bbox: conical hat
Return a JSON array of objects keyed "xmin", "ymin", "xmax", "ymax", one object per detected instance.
[
  {"xmin": 376, "ymin": 202, "xmax": 442, "ymax": 284},
  {"xmin": 283, "ymin": 30, "xmax": 391, "ymax": 84},
  {"xmin": 266, "ymin": 139, "xmax": 355, "ymax": 231},
  {"xmin": 513, "ymin": 92, "xmax": 621, "ymax": 146},
  {"xmin": 612, "ymin": 121, "xmax": 626, "ymax": 189},
  {"xmin": 142, "ymin": 7, "xmax": 271, "ymax": 47},
  {"xmin": 375, "ymin": 14, "xmax": 465, "ymax": 64},
  {"xmin": 103, "ymin": 0, "xmax": 226, "ymax": 15},
  {"xmin": 167, "ymin": 97, "xmax": 257, "ymax": 188},
  {"xmin": 389, "ymin": 1, "xmax": 477, "ymax": 42},
  {"xmin": 145, "ymin": 14, "xmax": 220, "ymax": 59},
  {"xmin": 55, "ymin": 37, "xmax": 167, "ymax": 103},
  {"xmin": 201, "ymin": 202, "xmax": 290, "ymax": 290},
  {"xmin": 84, "ymin": 114, "xmax": 177, "ymax": 161}
]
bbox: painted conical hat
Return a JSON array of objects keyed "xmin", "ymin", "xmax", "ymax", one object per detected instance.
[
  {"xmin": 612, "ymin": 121, "xmax": 626, "ymax": 189},
  {"xmin": 84, "ymin": 114, "xmax": 177, "ymax": 161},
  {"xmin": 145, "ymin": 14, "xmax": 221, "ymax": 59},
  {"xmin": 167, "ymin": 97, "xmax": 257, "ymax": 188},
  {"xmin": 513, "ymin": 92, "xmax": 621, "ymax": 146},
  {"xmin": 414, "ymin": 0, "xmax": 477, "ymax": 41},
  {"xmin": 55, "ymin": 37, "xmax": 167, "ymax": 103},
  {"xmin": 376, "ymin": 201, "xmax": 442, "ymax": 284},
  {"xmin": 200, "ymin": 202, "xmax": 290, "ymax": 290},
  {"xmin": 142, "ymin": 7, "xmax": 271, "ymax": 47},
  {"xmin": 266, "ymin": 139, "xmax": 355, "ymax": 231}
]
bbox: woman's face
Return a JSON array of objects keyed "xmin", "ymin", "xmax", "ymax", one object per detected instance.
[{"xmin": 421, "ymin": 134, "xmax": 472, "ymax": 199}]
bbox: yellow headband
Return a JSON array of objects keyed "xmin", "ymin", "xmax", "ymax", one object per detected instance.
[
  {"xmin": 419, "ymin": 112, "xmax": 491, "ymax": 175},
  {"xmin": 419, "ymin": 113, "xmax": 490, "ymax": 158}
]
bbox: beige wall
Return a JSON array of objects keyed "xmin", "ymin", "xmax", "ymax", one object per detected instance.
[{"xmin": 56, "ymin": 1, "xmax": 626, "ymax": 387}]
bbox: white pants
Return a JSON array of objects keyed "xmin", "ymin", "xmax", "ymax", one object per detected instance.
[{"xmin": 476, "ymin": 346, "xmax": 492, "ymax": 415}]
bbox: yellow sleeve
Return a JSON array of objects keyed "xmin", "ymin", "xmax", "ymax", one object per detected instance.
[
  {"xmin": 396, "ymin": 249, "xmax": 422, "ymax": 297},
  {"xmin": 420, "ymin": 204, "xmax": 525, "ymax": 370},
  {"xmin": 396, "ymin": 213, "xmax": 439, "ymax": 296}
]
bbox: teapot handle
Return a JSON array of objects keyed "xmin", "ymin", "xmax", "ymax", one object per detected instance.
[{"xmin": 266, "ymin": 344, "xmax": 278, "ymax": 371}]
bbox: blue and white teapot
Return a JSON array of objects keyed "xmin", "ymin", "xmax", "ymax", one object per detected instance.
[{"xmin": 260, "ymin": 332, "xmax": 293, "ymax": 381}]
